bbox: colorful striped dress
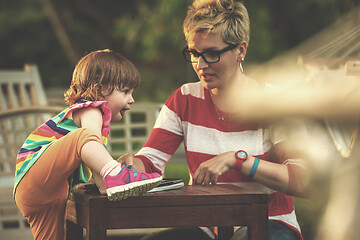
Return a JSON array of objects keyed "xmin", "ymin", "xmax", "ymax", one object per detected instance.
[{"xmin": 14, "ymin": 100, "xmax": 111, "ymax": 195}]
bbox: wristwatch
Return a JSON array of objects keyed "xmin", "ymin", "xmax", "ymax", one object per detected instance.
[{"xmin": 234, "ymin": 150, "xmax": 248, "ymax": 170}]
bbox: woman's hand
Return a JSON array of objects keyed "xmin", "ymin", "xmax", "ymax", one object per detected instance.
[{"xmin": 193, "ymin": 151, "xmax": 236, "ymax": 185}]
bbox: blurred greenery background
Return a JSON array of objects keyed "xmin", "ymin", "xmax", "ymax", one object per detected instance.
[
  {"xmin": 1, "ymin": 0, "xmax": 359, "ymax": 239},
  {"xmin": 1, "ymin": 0, "xmax": 358, "ymax": 102}
]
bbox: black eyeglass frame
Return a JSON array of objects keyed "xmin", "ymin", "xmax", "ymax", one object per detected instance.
[{"xmin": 182, "ymin": 44, "xmax": 238, "ymax": 64}]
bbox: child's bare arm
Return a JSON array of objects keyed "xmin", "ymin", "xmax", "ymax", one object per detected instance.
[{"xmin": 73, "ymin": 107, "xmax": 103, "ymax": 138}]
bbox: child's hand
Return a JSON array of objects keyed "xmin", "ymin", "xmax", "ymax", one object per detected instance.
[
  {"xmin": 116, "ymin": 153, "xmax": 134, "ymax": 165},
  {"xmin": 117, "ymin": 154, "xmax": 146, "ymax": 172}
]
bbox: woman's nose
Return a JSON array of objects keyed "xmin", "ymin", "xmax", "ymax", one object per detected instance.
[{"xmin": 196, "ymin": 56, "xmax": 209, "ymax": 69}]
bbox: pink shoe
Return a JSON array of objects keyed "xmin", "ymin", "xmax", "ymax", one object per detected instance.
[{"xmin": 105, "ymin": 165, "xmax": 162, "ymax": 201}]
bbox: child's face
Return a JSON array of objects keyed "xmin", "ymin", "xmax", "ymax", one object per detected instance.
[{"xmin": 103, "ymin": 87, "xmax": 135, "ymax": 122}]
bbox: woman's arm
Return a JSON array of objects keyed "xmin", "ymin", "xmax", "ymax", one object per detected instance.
[
  {"xmin": 240, "ymin": 155, "xmax": 290, "ymax": 193},
  {"xmin": 193, "ymin": 151, "xmax": 308, "ymax": 197}
]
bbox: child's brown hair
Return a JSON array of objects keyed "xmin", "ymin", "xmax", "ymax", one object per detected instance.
[{"xmin": 64, "ymin": 49, "xmax": 140, "ymax": 105}]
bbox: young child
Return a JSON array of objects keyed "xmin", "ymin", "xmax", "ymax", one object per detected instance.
[{"xmin": 13, "ymin": 49, "xmax": 162, "ymax": 239}]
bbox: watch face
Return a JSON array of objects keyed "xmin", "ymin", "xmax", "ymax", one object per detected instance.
[{"xmin": 236, "ymin": 150, "xmax": 247, "ymax": 160}]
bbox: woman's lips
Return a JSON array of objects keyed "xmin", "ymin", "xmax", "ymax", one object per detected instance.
[{"xmin": 201, "ymin": 73, "xmax": 214, "ymax": 82}]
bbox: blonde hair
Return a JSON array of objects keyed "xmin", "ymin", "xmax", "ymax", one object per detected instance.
[
  {"xmin": 183, "ymin": 0, "xmax": 250, "ymax": 46},
  {"xmin": 64, "ymin": 49, "xmax": 140, "ymax": 105}
]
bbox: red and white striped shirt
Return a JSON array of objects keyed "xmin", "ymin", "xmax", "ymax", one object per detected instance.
[{"xmin": 136, "ymin": 81, "xmax": 303, "ymax": 239}]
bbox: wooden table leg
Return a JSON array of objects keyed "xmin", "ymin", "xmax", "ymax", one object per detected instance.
[
  {"xmin": 65, "ymin": 220, "xmax": 83, "ymax": 240},
  {"xmin": 218, "ymin": 226, "xmax": 234, "ymax": 240},
  {"xmin": 247, "ymin": 223, "xmax": 268, "ymax": 240},
  {"xmin": 87, "ymin": 198, "xmax": 107, "ymax": 240},
  {"xmin": 86, "ymin": 226, "xmax": 106, "ymax": 240}
]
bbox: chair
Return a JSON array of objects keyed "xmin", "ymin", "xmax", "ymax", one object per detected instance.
[{"xmin": 0, "ymin": 64, "xmax": 63, "ymax": 239}]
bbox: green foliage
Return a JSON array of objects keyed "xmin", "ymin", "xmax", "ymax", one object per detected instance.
[
  {"xmin": 244, "ymin": 0, "xmax": 359, "ymax": 61},
  {"xmin": 0, "ymin": 0, "xmax": 72, "ymax": 88},
  {"xmin": 113, "ymin": 0, "xmax": 191, "ymax": 61},
  {"xmin": 163, "ymin": 162, "xmax": 190, "ymax": 184},
  {"xmin": 0, "ymin": 0, "xmax": 357, "ymax": 100}
]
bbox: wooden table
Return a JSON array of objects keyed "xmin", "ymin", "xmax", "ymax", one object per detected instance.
[{"xmin": 65, "ymin": 183, "xmax": 268, "ymax": 240}]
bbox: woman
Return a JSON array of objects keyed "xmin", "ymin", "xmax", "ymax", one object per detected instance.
[{"xmin": 129, "ymin": 0, "xmax": 306, "ymax": 239}]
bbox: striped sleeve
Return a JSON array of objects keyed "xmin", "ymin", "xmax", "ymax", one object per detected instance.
[{"xmin": 135, "ymin": 90, "xmax": 184, "ymax": 173}]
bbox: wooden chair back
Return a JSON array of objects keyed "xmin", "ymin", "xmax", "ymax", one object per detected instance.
[
  {"xmin": 0, "ymin": 64, "xmax": 62, "ymax": 178},
  {"xmin": 0, "ymin": 64, "xmax": 65, "ymax": 239}
]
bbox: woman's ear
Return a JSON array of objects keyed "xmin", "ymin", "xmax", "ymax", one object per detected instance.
[{"xmin": 237, "ymin": 41, "xmax": 248, "ymax": 62}]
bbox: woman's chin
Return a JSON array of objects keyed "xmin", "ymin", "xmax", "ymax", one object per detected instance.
[{"xmin": 200, "ymin": 79, "xmax": 218, "ymax": 90}]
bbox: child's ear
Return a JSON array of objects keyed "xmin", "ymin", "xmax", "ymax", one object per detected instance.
[{"xmin": 101, "ymin": 85, "xmax": 111, "ymax": 97}]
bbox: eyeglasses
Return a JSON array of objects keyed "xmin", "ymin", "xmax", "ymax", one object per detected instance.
[{"xmin": 182, "ymin": 44, "xmax": 237, "ymax": 64}]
